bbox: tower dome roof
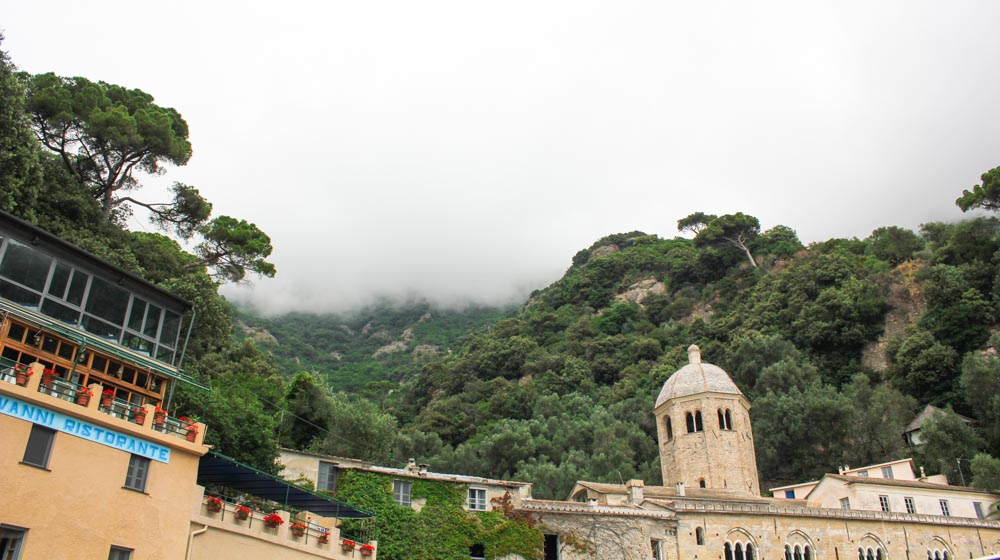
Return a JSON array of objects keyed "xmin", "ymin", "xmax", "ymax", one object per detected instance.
[{"xmin": 655, "ymin": 345, "xmax": 743, "ymax": 407}]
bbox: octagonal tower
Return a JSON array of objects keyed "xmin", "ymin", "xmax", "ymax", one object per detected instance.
[{"xmin": 654, "ymin": 345, "xmax": 760, "ymax": 496}]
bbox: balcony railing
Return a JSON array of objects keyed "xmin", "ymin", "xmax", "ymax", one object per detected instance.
[{"xmin": 0, "ymin": 358, "xmax": 201, "ymax": 444}]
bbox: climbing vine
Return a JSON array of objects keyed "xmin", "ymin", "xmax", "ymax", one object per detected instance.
[{"xmin": 337, "ymin": 471, "xmax": 543, "ymax": 560}]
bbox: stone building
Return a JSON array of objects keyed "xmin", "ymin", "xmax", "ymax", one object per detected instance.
[{"xmin": 519, "ymin": 345, "xmax": 1000, "ymax": 560}]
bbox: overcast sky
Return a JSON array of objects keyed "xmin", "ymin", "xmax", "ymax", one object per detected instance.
[{"xmin": 4, "ymin": 1, "xmax": 1000, "ymax": 314}]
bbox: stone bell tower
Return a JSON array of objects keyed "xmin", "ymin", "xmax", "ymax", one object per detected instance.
[{"xmin": 653, "ymin": 345, "xmax": 760, "ymax": 496}]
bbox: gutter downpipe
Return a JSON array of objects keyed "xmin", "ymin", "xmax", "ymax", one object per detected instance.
[{"xmin": 186, "ymin": 523, "xmax": 209, "ymax": 560}]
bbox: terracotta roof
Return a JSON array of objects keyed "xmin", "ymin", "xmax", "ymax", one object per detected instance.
[{"xmin": 655, "ymin": 345, "xmax": 743, "ymax": 407}]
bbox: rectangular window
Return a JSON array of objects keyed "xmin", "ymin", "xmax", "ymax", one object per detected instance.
[
  {"xmin": 784, "ymin": 490, "xmax": 795, "ymax": 499},
  {"xmin": 317, "ymin": 461, "xmax": 337, "ymax": 493},
  {"xmin": 857, "ymin": 471, "xmax": 869, "ymax": 477},
  {"xmin": 543, "ymin": 534, "xmax": 560, "ymax": 560},
  {"xmin": 393, "ymin": 479, "xmax": 412, "ymax": 507},
  {"xmin": 22, "ymin": 425, "xmax": 55, "ymax": 468},
  {"xmin": 0, "ymin": 525, "xmax": 27, "ymax": 560},
  {"xmin": 652, "ymin": 539, "xmax": 664, "ymax": 559},
  {"xmin": 124, "ymin": 455, "xmax": 150, "ymax": 492},
  {"xmin": 905, "ymin": 497, "xmax": 916, "ymax": 514},
  {"xmin": 468, "ymin": 487, "xmax": 487, "ymax": 511},
  {"xmin": 974, "ymin": 501, "xmax": 985, "ymax": 519},
  {"xmin": 839, "ymin": 497, "xmax": 850, "ymax": 510},
  {"xmin": 108, "ymin": 546, "xmax": 133, "ymax": 560},
  {"xmin": 470, "ymin": 543, "xmax": 486, "ymax": 560},
  {"xmin": 939, "ymin": 499, "xmax": 950, "ymax": 516},
  {"xmin": 881, "ymin": 466, "xmax": 894, "ymax": 479},
  {"xmin": 879, "ymin": 495, "xmax": 891, "ymax": 512}
]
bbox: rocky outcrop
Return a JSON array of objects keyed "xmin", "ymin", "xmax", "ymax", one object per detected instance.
[
  {"xmin": 614, "ymin": 278, "xmax": 666, "ymax": 306},
  {"xmin": 591, "ymin": 244, "xmax": 620, "ymax": 258}
]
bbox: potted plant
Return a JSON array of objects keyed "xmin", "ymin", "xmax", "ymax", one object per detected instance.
[
  {"xmin": 317, "ymin": 530, "xmax": 330, "ymax": 544},
  {"xmin": 341, "ymin": 539, "xmax": 357, "ymax": 552},
  {"xmin": 100, "ymin": 388, "xmax": 114, "ymax": 408},
  {"xmin": 153, "ymin": 405, "xmax": 167, "ymax": 426},
  {"xmin": 180, "ymin": 416, "xmax": 199, "ymax": 442},
  {"xmin": 234, "ymin": 504, "xmax": 251, "ymax": 520},
  {"xmin": 206, "ymin": 495, "xmax": 223, "ymax": 513},
  {"xmin": 132, "ymin": 407, "xmax": 147, "ymax": 425},
  {"xmin": 41, "ymin": 367, "xmax": 56, "ymax": 387},
  {"xmin": 290, "ymin": 521, "xmax": 307, "ymax": 537},
  {"xmin": 13, "ymin": 364, "xmax": 31, "ymax": 386},
  {"xmin": 360, "ymin": 543, "xmax": 375, "ymax": 557},
  {"xmin": 75, "ymin": 386, "xmax": 93, "ymax": 406},
  {"xmin": 263, "ymin": 513, "xmax": 284, "ymax": 528}
]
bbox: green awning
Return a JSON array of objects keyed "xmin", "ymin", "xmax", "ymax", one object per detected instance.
[{"xmin": 197, "ymin": 451, "xmax": 375, "ymax": 519}]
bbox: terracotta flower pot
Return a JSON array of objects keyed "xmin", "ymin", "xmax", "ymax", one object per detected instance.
[
  {"xmin": 41, "ymin": 374, "xmax": 54, "ymax": 387},
  {"xmin": 100, "ymin": 396, "xmax": 113, "ymax": 408},
  {"xmin": 134, "ymin": 412, "xmax": 146, "ymax": 425},
  {"xmin": 186, "ymin": 429, "xmax": 197, "ymax": 442},
  {"xmin": 154, "ymin": 412, "xmax": 166, "ymax": 426},
  {"xmin": 341, "ymin": 544, "xmax": 354, "ymax": 552},
  {"xmin": 291, "ymin": 526, "xmax": 305, "ymax": 537},
  {"xmin": 235, "ymin": 508, "xmax": 250, "ymax": 520},
  {"xmin": 76, "ymin": 393, "xmax": 91, "ymax": 406},
  {"xmin": 14, "ymin": 372, "xmax": 29, "ymax": 386},
  {"xmin": 206, "ymin": 501, "xmax": 222, "ymax": 513}
]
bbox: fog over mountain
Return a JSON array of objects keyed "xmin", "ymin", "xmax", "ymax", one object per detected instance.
[{"xmin": 5, "ymin": 1, "xmax": 1000, "ymax": 314}]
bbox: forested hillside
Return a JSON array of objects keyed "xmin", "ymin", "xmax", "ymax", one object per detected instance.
[
  {"xmin": 4, "ymin": 33, "xmax": 1000, "ymax": 502},
  {"xmin": 233, "ymin": 302, "xmax": 511, "ymax": 392}
]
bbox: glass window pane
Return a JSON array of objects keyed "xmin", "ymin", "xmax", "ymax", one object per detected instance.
[
  {"xmin": 122, "ymin": 333, "xmax": 153, "ymax": 357},
  {"xmin": 124, "ymin": 455, "xmax": 150, "ymax": 492},
  {"xmin": 84, "ymin": 277, "xmax": 129, "ymax": 325},
  {"xmin": 67, "ymin": 270, "xmax": 88, "ymax": 305},
  {"xmin": 160, "ymin": 311, "xmax": 181, "ymax": 348},
  {"xmin": 144, "ymin": 305, "xmax": 161, "ymax": 338},
  {"xmin": 155, "ymin": 347, "xmax": 174, "ymax": 364},
  {"xmin": 81, "ymin": 315, "xmax": 122, "ymax": 341},
  {"xmin": 0, "ymin": 279, "xmax": 42, "ymax": 308},
  {"xmin": 127, "ymin": 299, "xmax": 146, "ymax": 331},
  {"xmin": 41, "ymin": 298, "xmax": 81, "ymax": 325},
  {"xmin": 0, "ymin": 240, "xmax": 52, "ymax": 291},
  {"xmin": 49, "ymin": 262, "xmax": 71, "ymax": 298}
]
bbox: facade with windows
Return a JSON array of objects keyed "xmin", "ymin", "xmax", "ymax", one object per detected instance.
[
  {"xmin": 517, "ymin": 346, "xmax": 1000, "ymax": 560},
  {"xmin": 0, "ymin": 214, "xmax": 376, "ymax": 560}
]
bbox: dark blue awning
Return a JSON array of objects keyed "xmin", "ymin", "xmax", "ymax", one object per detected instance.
[{"xmin": 197, "ymin": 451, "xmax": 374, "ymax": 519}]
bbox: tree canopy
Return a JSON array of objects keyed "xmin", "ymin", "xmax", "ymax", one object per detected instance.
[{"xmin": 956, "ymin": 165, "xmax": 1000, "ymax": 212}]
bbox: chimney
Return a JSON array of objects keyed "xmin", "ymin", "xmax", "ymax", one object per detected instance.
[
  {"xmin": 675, "ymin": 481, "xmax": 686, "ymax": 497},
  {"xmin": 406, "ymin": 458, "xmax": 418, "ymax": 473},
  {"xmin": 838, "ymin": 466, "xmax": 844, "ymax": 475},
  {"xmin": 626, "ymin": 479, "xmax": 645, "ymax": 505},
  {"xmin": 418, "ymin": 463, "xmax": 429, "ymax": 476}
]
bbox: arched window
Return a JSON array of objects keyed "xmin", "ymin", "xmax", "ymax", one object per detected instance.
[
  {"xmin": 943, "ymin": 552, "xmax": 949, "ymax": 560},
  {"xmin": 860, "ymin": 547, "xmax": 866, "ymax": 560},
  {"xmin": 666, "ymin": 417, "xmax": 673, "ymax": 441},
  {"xmin": 804, "ymin": 546, "xmax": 813, "ymax": 560},
  {"xmin": 746, "ymin": 543, "xmax": 756, "ymax": 560},
  {"xmin": 696, "ymin": 527, "xmax": 705, "ymax": 545},
  {"xmin": 725, "ymin": 542, "xmax": 734, "ymax": 560},
  {"xmin": 718, "ymin": 409, "xmax": 726, "ymax": 429},
  {"xmin": 699, "ymin": 478, "xmax": 706, "ymax": 488},
  {"xmin": 686, "ymin": 412, "xmax": 696, "ymax": 433},
  {"xmin": 695, "ymin": 411, "xmax": 704, "ymax": 432},
  {"xmin": 794, "ymin": 544, "xmax": 803, "ymax": 560},
  {"xmin": 867, "ymin": 548, "xmax": 876, "ymax": 560},
  {"xmin": 735, "ymin": 542, "xmax": 745, "ymax": 560},
  {"xmin": 876, "ymin": 550, "xmax": 883, "ymax": 560},
  {"xmin": 725, "ymin": 409, "xmax": 733, "ymax": 429},
  {"xmin": 785, "ymin": 545, "xmax": 793, "ymax": 560}
]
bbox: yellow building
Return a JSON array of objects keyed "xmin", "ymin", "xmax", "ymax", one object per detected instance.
[{"xmin": 0, "ymin": 211, "xmax": 377, "ymax": 560}]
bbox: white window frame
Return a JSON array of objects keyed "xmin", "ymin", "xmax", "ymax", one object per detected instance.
[
  {"xmin": 108, "ymin": 545, "xmax": 133, "ymax": 560},
  {"xmin": 317, "ymin": 461, "xmax": 337, "ymax": 493},
  {"xmin": 880, "ymin": 466, "xmax": 894, "ymax": 479},
  {"xmin": 904, "ymin": 496, "xmax": 916, "ymax": 514},
  {"xmin": 468, "ymin": 487, "xmax": 488, "ymax": 511},
  {"xmin": 393, "ymin": 479, "xmax": 412, "ymax": 507},
  {"xmin": 878, "ymin": 495, "xmax": 890, "ymax": 512},
  {"xmin": 974, "ymin": 501, "xmax": 985, "ymax": 519},
  {"xmin": 939, "ymin": 499, "xmax": 950, "ymax": 516},
  {"xmin": 839, "ymin": 497, "xmax": 850, "ymax": 510}
]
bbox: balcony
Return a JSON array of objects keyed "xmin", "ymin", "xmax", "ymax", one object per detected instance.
[{"xmin": 0, "ymin": 359, "xmax": 205, "ymax": 446}]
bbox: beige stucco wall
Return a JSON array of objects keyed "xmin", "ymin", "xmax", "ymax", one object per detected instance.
[
  {"xmin": 187, "ymin": 499, "xmax": 376, "ymax": 560},
  {"xmin": 0, "ymin": 368, "xmax": 207, "ymax": 559}
]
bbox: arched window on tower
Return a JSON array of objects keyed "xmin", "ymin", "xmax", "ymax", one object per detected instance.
[
  {"xmin": 686, "ymin": 412, "xmax": 696, "ymax": 433},
  {"xmin": 695, "ymin": 411, "xmax": 704, "ymax": 432},
  {"xmin": 718, "ymin": 409, "xmax": 726, "ymax": 429},
  {"xmin": 699, "ymin": 478, "xmax": 706, "ymax": 488},
  {"xmin": 666, "ymin": 417, "xmax": 673, "ymax": 441},
  {"xmin": 696, "ymin": 527, "xmax": 705, "ymax": 545},
  {"xmin": 725, "ymin": 543, "xmax": 734, "ymax": 560},
  {"xmin": 725, "ymin": 409, "xmax": 733, "ymax": 430}
]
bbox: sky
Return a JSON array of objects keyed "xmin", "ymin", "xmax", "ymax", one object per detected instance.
[{"xmin": 4, "ymin": 1, "xmax": 1000, "ymax": 314}]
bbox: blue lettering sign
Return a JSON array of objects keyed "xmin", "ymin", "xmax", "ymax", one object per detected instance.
[{"xmin": 0, "ymin": 396, "xmax": 171, "ymax": 463}]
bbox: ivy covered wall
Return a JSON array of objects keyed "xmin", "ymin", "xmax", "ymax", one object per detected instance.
[{"xmin": 337, "ymin": 470, "xmax": 543, "ymax": 560}]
